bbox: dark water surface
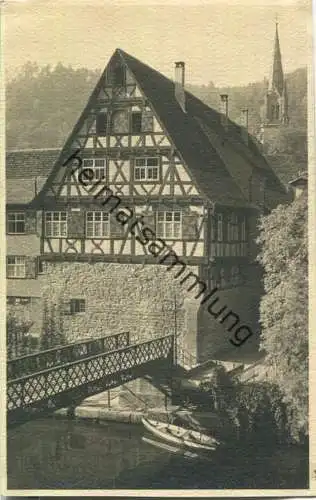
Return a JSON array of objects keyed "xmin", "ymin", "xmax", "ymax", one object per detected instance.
[{"xmin": 7, "ymin": 417, "xmax": 308, "ymax": 489}]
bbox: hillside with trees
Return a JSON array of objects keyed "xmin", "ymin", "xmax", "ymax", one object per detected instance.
[{"xmin": 6, "ymin": 63, "xmax": 307, "ymax": 154}]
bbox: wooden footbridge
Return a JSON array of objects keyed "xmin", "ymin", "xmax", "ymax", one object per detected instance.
[{"xmin": 7, "ymin": 332, "xmax": 175, "ymax": 426}]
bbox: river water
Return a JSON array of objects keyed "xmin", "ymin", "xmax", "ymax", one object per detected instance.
[{"xmin": 7, "ymin": 417, "xmax": 308, "ymax": 490}]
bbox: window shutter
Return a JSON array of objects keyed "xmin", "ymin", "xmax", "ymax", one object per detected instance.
[
  {"xmin": 113, "ymin": 65, "xmax": 126, "ymax": 86},
  {"xmin": 36, "ymin": 211, "xmax": 43, "ymax": 236},
  {"xmin": 25, "ymin": 257, "xmax": 36, "ymax": 279},
  {"xmin": 142, "ymin": 214, "xmax": 156, "ymax": 234},
  {"xmin": 68, "ymin": 210, "xmax": 85, "ymax": 239},
  {"xmin": 62, "ymin": 300, "xmax": 71, "ymax": 315},
  {"xmin": 210, "ymin": 215, "xmax": 216, "ymax": 241},
  {"xmin": 141, "ymin": 111, "xmax": 154, "ymax": 132},
  {"xmin": 182, "ymin": 212, "xmax": 199, "ymax": 240},
  {"xmin": 110, "ymin": 214, "xmax": 125, "ymax": 237},
  {"xmin": 25, "ymin": 211, "xmax": 36, "ymax": 234},
  {"xmin": 96, "ymin": 113, "xmax": 108, "ymax": 136},
  {"xmin": 131, "ymin": 112, "xmax": 142, "ymax": 133},
  {"xmin": 125, "ymin": 68, "xmax": 134, "ymax": 85},
  {"xmin": 111, "ymin": 110, "xmax": 129, "ymax": 133}
]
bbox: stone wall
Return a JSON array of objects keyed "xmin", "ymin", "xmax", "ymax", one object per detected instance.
[
  {"xmin": 40, "ymin": 261, "xmax": 262, "ymax": 365},
  {"xmin": 41, "ymin": 262, "xmax": 200, "ymax": 352}
]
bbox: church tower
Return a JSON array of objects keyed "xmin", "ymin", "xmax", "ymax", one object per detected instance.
[{"xmin": 261, "ymin": 22, "xmax": 289, "ymax": 133}]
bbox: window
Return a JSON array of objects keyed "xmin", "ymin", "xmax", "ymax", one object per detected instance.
[
  {"xmin": 7, "ymin": 296, "xmax": 31, "ymax": 305},
  {"xmin": 271, "ymin": 105, "xmax": 275, "ymax": 120},
  {"xmin": 217, "ymin": 214, "xmax": 223, "ymax": 242},
  {"xmin": 157, "ymin": 211, "xmax": 182, "ymax": 239},
  {"xmin": 142, "ymin": 110, "xmax": 154, "ymax": 132},
  {"xmin": 70, "ymin": 299, "xmax": 85, "ymax": 314},
  {"xmin": 111, "ymin": 110, "xmax": 129, "ymax": 133},
  {"xmin": 113, "ymin": 66, "xmax": 125, "ymax": 86},
  {"xmin": 7, "ymin": 256, "xmax": 26, "ymax": 278},
  {"xmin": 45, "ymin": 212, "xmax": 67, "ymax": 237},
  {"xmin": 7, "ymin": 212, "xmax": 25, "ymax": 234},
  {"xmin": 134, "ymin": 157, "xmax": 159, "ymax": 181},
  {"xmin": 228, "ymin": 213, "xmax": 239, "ymax": 241},
  {"xmin": 131, "ymin": 112, "xmax": 142, "ymax": 134},
  {"xmin": 86, "ymin": 211, "xmax": 110, "ymax": 238},
  {"xmin": 131, "ymin": 111, "xmax": 154, "ymax": 134},
  {"xmin": 37, "ymin": 259, "xmax": 46, "ymax": 274},
  {"xmin": 82, "ymin": 158, "xmax": 106, "ymax": 181},
  {"xmin": 96, "ymin": 113, "xmax": 108, "ymax": 136}
]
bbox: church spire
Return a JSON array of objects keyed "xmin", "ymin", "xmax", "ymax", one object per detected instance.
[
  {"xmin": 270, "ymin": 21, "xmax": 284, "ymax": 95},
  {"xmin": 260, "ymin": 20, "xmax": 289, "ymax": 129}
]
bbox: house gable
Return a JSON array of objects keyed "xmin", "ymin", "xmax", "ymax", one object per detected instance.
[{"xmin": 37, "ymin": 50, "xmax": 203, "ymax": 205}]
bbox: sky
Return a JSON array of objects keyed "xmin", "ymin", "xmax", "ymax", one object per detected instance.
[{"xmin": 3, "ymin": 0, "xmax": 312, "ymax": 87}]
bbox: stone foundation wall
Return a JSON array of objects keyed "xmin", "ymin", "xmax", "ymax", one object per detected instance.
[
  {"xmin": 39, "ymin": 261, "xmax": 262, "ymax": 365},
  {"xmin": 41, "ymin": 262, "xmax": 200, "ymax": 352}
]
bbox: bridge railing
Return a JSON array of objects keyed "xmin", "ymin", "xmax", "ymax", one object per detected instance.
[
  {"xmin": 176, "ymin": 345, "xmax": 197, "ymax": 370},
  {"xmin": 7, "ymin": 334, "xmax": 174, "ymax": 412},
  {"xmin": 7, "ymin": 332, "xmax": 130, "ymax": 380}
]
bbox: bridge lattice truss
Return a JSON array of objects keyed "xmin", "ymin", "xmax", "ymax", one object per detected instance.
[{"xmin": 7, "ymin": 332, "xmax": 174, "ymax": 425}]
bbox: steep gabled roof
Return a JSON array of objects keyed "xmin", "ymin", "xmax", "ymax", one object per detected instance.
[
  {"xmin": 7, "ymin": 50, "xmax": 288, "ymax": 210},
  {"xmin": 116, "ymin": 50, "xmax": 248, "ymax": 207},
  {"xmin": 117, "ymin": 49, "xmax": 287, "ymax": 207}
]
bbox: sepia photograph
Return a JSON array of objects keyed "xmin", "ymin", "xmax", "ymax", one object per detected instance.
[{"xmin": 2, "ymin": 0, "xmax": 312, "ymax": 493}]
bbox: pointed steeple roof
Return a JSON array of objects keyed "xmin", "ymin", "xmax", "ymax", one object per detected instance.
[{"xmin": 270, "ymin": 22, "xmax": 284, "ymax": 95}]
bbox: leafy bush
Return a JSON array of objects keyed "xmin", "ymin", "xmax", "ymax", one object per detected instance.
[
  {"xmin": 7, "ymin": 313, "xmax": 33, "ymax": 359},
  {"xmin": 257, "ymin": 192, "xmax": 308, "ymax": 442},
  {"xmin": 40, "ymin": 298, "xmax": 66, "ymax": 350},
  {"xmin": 232, "ymin": 381, "xmax": 289, "ymax": 446}
]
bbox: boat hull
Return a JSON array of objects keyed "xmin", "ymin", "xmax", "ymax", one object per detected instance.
[
  {"xmin": 142, "ymin": 417, "xmax": 218, "ymax": 452},
  {"xmin": 142, "ymin": 436, "xmax": 199, "ymax": 459}
]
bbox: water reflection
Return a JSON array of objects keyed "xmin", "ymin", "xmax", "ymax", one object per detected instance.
[
  {"xmin": 7, "ymin": 418, "xmax": 167, "ymax": 489},
  {"xmin": 7, "ymin": 417, "xmax": 308, "ymax": 489}
]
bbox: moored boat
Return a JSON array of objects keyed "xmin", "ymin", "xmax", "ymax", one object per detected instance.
[
  {"xmin": 142, "ymin": 417, "xmax": 220, "ymax": 452},
  {"xmin": 142, "ymin": 436, "xmax": 202, "ymax": 459}
]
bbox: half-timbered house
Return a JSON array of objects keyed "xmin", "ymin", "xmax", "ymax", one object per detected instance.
[{"xmin": 6, "ymin": 49, "xmax": 290, "ymax": 363}]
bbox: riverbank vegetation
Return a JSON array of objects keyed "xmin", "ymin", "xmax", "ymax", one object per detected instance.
[
  {"xmin": 6, "ymin": 314, "xmax": 33, "ymax": 359},
  {"xmin": 257, "ymin": 191, "xmax": 308, "ymax": 442}
]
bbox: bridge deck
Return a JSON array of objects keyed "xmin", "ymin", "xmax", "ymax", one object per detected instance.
[
  {"xmin": 7, "ymin": 331, "xmax": 130, "ymax": 380},
  {"xmin": 7, "ymin": 334, "xmax": 174, "ymax": 425}
]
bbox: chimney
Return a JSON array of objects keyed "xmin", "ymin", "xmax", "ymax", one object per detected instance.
[
  {"xmin": 220, "ymin": 94, "xmax": 229, "ymax": 130},
  {"xmin": 175, "ymin": 61, "xmax": 186, "ymax": 113},
  {"xmin": 241, "ymin": 108, "xmax": 249, "ymax": 145}
]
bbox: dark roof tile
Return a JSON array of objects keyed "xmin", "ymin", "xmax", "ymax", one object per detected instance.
[
  {"xmin": 118, "ymin": 49, "xmax": 287, "ymax": 208},
  {"xmin": 6, "ymin": 149, "xmax": 60, "ymax": 179}
]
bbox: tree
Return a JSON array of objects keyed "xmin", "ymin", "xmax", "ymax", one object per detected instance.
[
  {"xmin": 6, "ymin": 62, "xmax": 307, "ymax": 150},
  {"xmin": 257, "ymin": 192, "xmax": 308, "ymax": 441},
  {"xmin": 6, "ymin": 62, "xmax": 101, "ymax": 149},
  {"xmin": 40, "ymin": 298, "xmax": 66, "ymax": 350},
  {"xmin": 7, "ymin": 313, "xmax": 33, "ymax": 359}
]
